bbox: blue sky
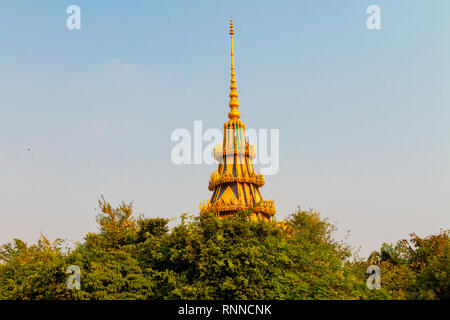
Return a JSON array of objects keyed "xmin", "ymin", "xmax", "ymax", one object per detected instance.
[{"xmin": 0, "ymin": 0, "xmax": 449, "ymax": 256}]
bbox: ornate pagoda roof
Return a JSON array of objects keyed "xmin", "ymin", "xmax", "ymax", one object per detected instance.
[{"xmin": 199, "ymin": 15, "xmax": 276, "ymax": 221}]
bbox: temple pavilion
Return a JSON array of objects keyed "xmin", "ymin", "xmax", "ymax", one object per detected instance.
[{"xmin": 199, "ymin": 16, "xmax": 276, "ymax": 221}]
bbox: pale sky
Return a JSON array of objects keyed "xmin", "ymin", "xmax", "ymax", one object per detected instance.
[{"xmin": 0, "ymin": 0, "xmax": 449, "ymax": 257}]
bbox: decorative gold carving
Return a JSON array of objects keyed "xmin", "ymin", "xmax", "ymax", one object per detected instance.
[
  {"xmin": 199, "ymin": 199, "xmax": 276, "ymax": 218},
  {"xmin": 214, "ymin": 141, "xmax": 256, "ymax": 161},
  {"xmin": 228, "ymin": 15, "xmax": 240, "ymax": 120},
  {"xmin": 208, "ymin": 170, "xmax": 265, "ymax": 191},
  {"xmin": 199, "ymin": 16, "xmax": 276, "ymax": 222}
]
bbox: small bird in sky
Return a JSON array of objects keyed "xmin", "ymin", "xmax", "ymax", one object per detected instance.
[{"xmin": 26, "ymin": 147, "xmax": 31, "ymax": 152}]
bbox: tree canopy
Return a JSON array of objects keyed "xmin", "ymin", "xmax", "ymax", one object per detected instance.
[{"xmin": 0, "ymin": 199, "xmax": 448, "ymax": 300}]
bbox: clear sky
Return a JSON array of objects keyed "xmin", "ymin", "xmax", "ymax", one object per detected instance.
[{"xmin": 0, "ymin": 0, "xmax": 449, "ymax": 257}]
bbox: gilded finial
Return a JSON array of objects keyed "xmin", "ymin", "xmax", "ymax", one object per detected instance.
[
  {"xmin": 228, "ymin": 14, "xmax": 240, "ymax": 120},
  {"xmin": 229, "ymin": 14, "xmax": 234, "ymax": 35},
  {"xmin": 201, "ymin": 16, "xmax": 276, "ymax": 221}
]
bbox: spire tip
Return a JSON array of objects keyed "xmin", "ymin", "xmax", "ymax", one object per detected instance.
[
  {"xmin": 228, "ymin": 16, "xmax": 239, "ymax": 119},
  {"xmin": 229, "ymin": 14, "xmax": 234, "ymax": 36}
]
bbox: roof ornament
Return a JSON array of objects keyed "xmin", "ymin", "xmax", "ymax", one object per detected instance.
[{"xmin": 228, "ymin": 14, "xmax": 240, "ymax": 120}]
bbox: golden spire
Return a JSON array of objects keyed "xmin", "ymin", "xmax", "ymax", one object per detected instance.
[
  {"xmin": 228, "ymin": 14, "xmax": 240, "ymax": 120},
  {"xmin": 199, "ymin": 15, "xmax": 276, "ymax": 221}
]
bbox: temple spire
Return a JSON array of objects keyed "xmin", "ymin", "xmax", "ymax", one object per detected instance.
[
  {"xmin": 199, "ymin": 16, "xmax": 276, "ymax": 221},
  {"xmin": 228, "ymin": 14, "xmax": 240, "ymax": 120}
]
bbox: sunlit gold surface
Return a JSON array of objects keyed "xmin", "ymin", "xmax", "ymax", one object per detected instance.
[
  {"xmin": 228, "ymin": 15, "xmax": 240, "ymax": 120},
  {"xmin": 199, "ymin": 16, "xmax": 276, "ymax": 221}
]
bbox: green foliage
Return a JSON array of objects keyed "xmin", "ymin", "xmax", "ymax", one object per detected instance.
[
  {"xmin": 0, "ymin": 199, "xmax": 448, "ymax": 300},
  {"xmin": 0, "ymin": 236, "xmax": 71, "ymax": 299},
  {"xmin": 353, "ymin": 230, "xmax": 449, "ymax": 300}
]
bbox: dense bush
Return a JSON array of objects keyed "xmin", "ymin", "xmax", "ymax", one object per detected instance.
[{"xmin": 0, "ymin": 198, "xmax": 448, "ymax": 300}]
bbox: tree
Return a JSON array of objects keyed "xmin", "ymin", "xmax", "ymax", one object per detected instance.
[
  {"xmin": 0, "ymin": 199, "xmax": 448, "ymax": 300},
  {"xmin": 355, "ymin": 230, "xmax": 449, "ymax": 300},
  {"xmin": 0, "ymin": 236, "xmax": 70, "ymax": 299}
]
